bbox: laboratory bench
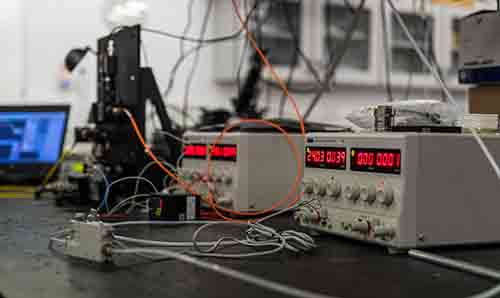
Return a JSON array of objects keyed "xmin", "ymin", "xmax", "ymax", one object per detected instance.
[{"xmin": 0, "ymin": 198, "xmax": 498, "ymax": 298}]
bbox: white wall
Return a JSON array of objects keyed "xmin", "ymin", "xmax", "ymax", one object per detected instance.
[
  {"xmin": 0, "ymin": 1, "xmax": 23, "ymax": 99},
  {"xmin": 12, "ymin": 0, "xmax": 468, "ymax": 144}
]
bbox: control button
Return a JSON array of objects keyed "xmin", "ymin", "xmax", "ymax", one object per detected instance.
[
  {"xmin": 223, "ymin": 175, "xmax": 233, "ymax": 186},
  {"xmin": 360, "ymin": 185, "xmax": 377, "ymax": 204},
  {"xmin": 344, "ymin": 184, "xmax": 361, "ymax": 202},
  {"xmin": 373, "ymin": 226, "xmax": 396, "ymax": 238},
  {"xmin": 377, "ymin": 185, "xmax": 394, "ymax": 207},
  {"xmin": 179, "ymin": 169, "xmax": 192, "ymax": 181},
  {"xmin": 191, "ymin": 171, "xmax": 202, "ymax": 182},
  {"xmin": 326, "ymin": 177, "xmax": 342, "ymax": 198},
  {"xmin": 294, "ymin": 207, "xmax": 320, "ymax": 224},
  {"xmin": 319, "ymin": 208, "xmax": 328, "ymax": 219},
  {"xmin": 313, "ymin": 179, "xmax": 327, "ymax": 197},
  {"xmin": 352, "ymin": 221, "xmax": 370, "ymax": 234},
  {"xmin": 302, "ymin": 179, "xmax": 314, "ymax": 194}
]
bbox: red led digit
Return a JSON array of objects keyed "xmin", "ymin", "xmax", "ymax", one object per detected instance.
[
  {"xmin": 351, "ymin": 148, "xmax": 401, "ymax": 173},
  {"xmin": 376, "ymin": 153, "xmax": 382, "ymax": 167},
  {"xmin": 387, "ymin": 153, "xmax": 394, "ymax": 167},
  {"xmin": 365, "ymin": 153, "xmax": 373, "ymax": 166},
  {"xmin": 184, "ymin": 145, "xmax": 194, "ymax": 156},
  {"xmin": 212, "ymin": 146, "xmax": 222, "ymax": 157},
  {"xmin": 195, "ymin": 145, "xmax": 206, "ymax": 157},
  {"xmin": 305, "ymin": 147, "xmax": 346, "ymax": 169},
  {"xmin": 326, "ymin": 151, "xmax": 332, "ymax": 163},
  {"xmin": 223, "ymin": 146, "xmax": 236, "ymax": 158}
]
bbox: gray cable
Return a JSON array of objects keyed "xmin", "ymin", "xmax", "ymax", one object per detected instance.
[
  {"xmin": 112, "ymin": 247, "xmax": 339, "ymax": 298},
  {"xmin": 134, "ymin": 160, "xmax": 177, "ymax": 195},
  {"xmin": 408, "ymin": 250, "xmax": 500, "ymax": 298},
  {"xmin": 190, "ymin": 222, "xmax": 286, "ymax": 258},
  {"xmin": 155, "ymin": 130, "xmax": 190, "ymax": 145},
  {"xmin": 98, "ymin": 176, "xmax": 159, "ymax": 213},
  {"xmin": 110, "ymin": 220, "xmax": 224, "ymax": 227},
  {"xmin": 386, "ymin": 0, "xmax": 500, "ymax": 182},
  {"xmin": 380, "ymin": 0, "xmax": 394, "ymax": 102},
  {"xmin": 163, "ymin": 44, "xmax": 206, "ymax": 99},
  {"xmin": 408, "ymin": 250, "xmax": 500, "ymax": 281},
  {"xmin": 469, "ymin": 284, "xmax": 500, "ymax": 298},
  {"xmin": 108, "ymin": 194, "xmax": 155, "ymax": 215},
  {"xmin": 180, "ymin": 0, "xmax": 196, "ymax": 56},
  {"xmin": 182, "ymin": 0, "xmax": 214, "ymax": 129},
  {"xmin": 114, "ymin": 234, "xmax": 239, "ymax": 248},
  {"xmin": 110, "ymin": 220, "xmax": 314, "ymax": 258},
  {"xmin": 302, "ymin": 0, "xmax": 367, "ymax": 121}
]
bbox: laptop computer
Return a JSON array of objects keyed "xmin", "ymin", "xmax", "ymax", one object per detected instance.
[{"xmin": 0, "ymin": 105, "xmax": 70, "ymax": 183}]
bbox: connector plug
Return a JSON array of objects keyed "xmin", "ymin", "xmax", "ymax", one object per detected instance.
[{"xmin": 63, "ymin": 220, "xmax": 114, "ymax": 263}]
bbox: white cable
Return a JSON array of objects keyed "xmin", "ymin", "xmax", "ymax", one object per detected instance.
[
  {"xmin": 50, "ymin": 229, "xmax": 71, "ymax": 237},
  {"xmin": 469, "ymin": 285, "xmax": 500, "ymax": 298},
  {"xmin": 112, "ymin": 247, "xmax": 338, "ymax": 298},
  {"xmin": 155, "ymin": 130, "xmax": 190, "ymax": 145},
  {"xmin": 108, "ymin": 194, "xmax": 156, "ymax": 215},
  {"xmin": 99, "ymin": 176, "xmax": 159, "ymax": 213},
  {"xmin": 110, "ymin": 220, "xmax": 224, "ymax": 227},
  {"xmin": 49, "ymin": 237, "xmax": 66, "ymax": 246},
  {"xmin": 387, "ymin": 0, "xmax": 500, "ymax": 182},
  {"xmin": 134, "ymin": 160, "xmax": 177, "ymax": 195},
  {"xmin": 191, "ymin": 222, "xmax": 287, "ymax": 258},
  {"xmin": 114, "ymin": 234, "xmax": 240, "ymax": 248},
  {"xmin": 176, "ymin": 152, "xmax": 185, "ymax": 169},
  {"xmin": 110, "ymin": 220, "xmax": 315, "ymax": 258}
]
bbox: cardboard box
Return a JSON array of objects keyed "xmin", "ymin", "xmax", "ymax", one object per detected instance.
[{"xmin": 469, "ymin": 85, "xmax": 500, "ymax": 115}]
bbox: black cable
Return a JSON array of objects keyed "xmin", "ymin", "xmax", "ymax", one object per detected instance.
[
  {"xmin": 142, "ymin": 27, "xmax": 241, "ymax": 44},
  {"xmin": 278, "ymin": 0, "xmax": 322, "ymax": 87},
  {"xmin": 162, "ymin": 3, "xmax": 259, "ymax": 100},
  {"xmin": 261, "ymin": 0, "xmax": 324, "ymax": 97},
  {"xmin": 303, "ymin": 0, "xmax": 367, "ymax": 121},
  {"xmin": 180, "ymin": 0, "xmax": 196, "ymax": 56},
  {"xmin": 182, "ymin": 0, "xmax": 214, "ymax": 129},
  {"xmin": 236, "ymin": 0, "xmax": 251, "ymax": 96},
  {"xmin": 163, "ymin": 44, "xmax": 205, "ymax": 99},
  {"xmin": 278, "ymin": 0, "xmax": 301, "ymax": 118},
  {"xmin": 342, "ymin": 0, "xmax": 355, "ymax": 14},
  {"xmin": 381, "ymin": 0, "xmax": 394, "ymax": 102}
]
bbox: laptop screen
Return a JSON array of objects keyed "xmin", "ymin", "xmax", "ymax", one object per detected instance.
[{"xmin": 0, "ymin": 109, "xmax": 68, "ymax": 165}]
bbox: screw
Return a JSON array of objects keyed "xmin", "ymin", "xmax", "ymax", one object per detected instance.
[
  {"xmin": 130, "ymin": 75, "xmax": 136, "ymax": 81},
  {"xmin": 418, "ymin": 233, "xmax": 425, "ymax": 241}
]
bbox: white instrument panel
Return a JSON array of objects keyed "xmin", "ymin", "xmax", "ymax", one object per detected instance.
[
  {"xmin": 180, "ymin": 131, "xmax": 304, "ymax": 212},
  {"xmin": 298, "ymin": 133, "xmax": 500, "ymax": 250}
]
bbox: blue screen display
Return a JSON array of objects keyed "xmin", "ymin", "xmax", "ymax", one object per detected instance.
[{"xmin": 0, "ymin": 111, "xmax": 67, "ymax": 164}]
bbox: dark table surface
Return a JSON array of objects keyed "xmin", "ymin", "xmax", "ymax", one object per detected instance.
[{"xmin": 1, "ymin": 198, "xmax": 500, "ymax": 298}]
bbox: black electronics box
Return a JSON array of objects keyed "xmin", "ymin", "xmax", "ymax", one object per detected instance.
[{"xmin": 149, "ymin": 193, "xmax": 201, "ymax": 221}]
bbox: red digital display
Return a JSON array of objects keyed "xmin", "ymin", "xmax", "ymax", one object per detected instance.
[
  {"xmin": 350, "ymin": 148, "xmax": 401, "ymax": 174},
  {"xmin": 183, "ymin": 144, "xmax": 207, "ymax": 159},
  {"xmin": 305, "ymin": 147, "xmax": 347, "ymax": 170},
  {"xmin": 210, "ymin": 144, "xmax": 237, "ymax": 162}
]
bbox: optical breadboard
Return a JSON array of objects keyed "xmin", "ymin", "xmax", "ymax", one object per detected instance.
[
  {"xmin": 180, "ymin": 132, "xmax": 304, "ymax": 212},
  {"xmin": 297, "ymin": 133, "xmax": 500, "ymax": 251}
]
